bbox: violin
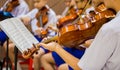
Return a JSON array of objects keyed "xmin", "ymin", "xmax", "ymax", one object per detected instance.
[
  {"xmin": 36, "ymin": 6, "xmax": 49, "ymax": 37},
  {"xmin": 0, "ymin": 0, "xmax": 19, "ymax": 20},
  {"xmin": 95, "ymin": 3, "xmax": 106, "ymax": 13},
  {"xmin": 57, "ymin": 0, "xmax": 93, "ymax": 29},
  {"xmin": 4, "ymin": 0, "xmax": 20, "ymax": 12},
  {"xmin": 57, "ymin": 7, "xmax": 83, "ymax": 28},
  {"xmin": 22, "ymin": 35, "xmax": 58, "ymax": 59},
  {"xmin": 58, "ymin": 8, "xmax": 116, "ymax": 48}
]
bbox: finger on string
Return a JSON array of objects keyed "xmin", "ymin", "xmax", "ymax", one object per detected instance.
[{"xmin": 38, "ymin": 43, "xmax": 47, "ymax": 48}]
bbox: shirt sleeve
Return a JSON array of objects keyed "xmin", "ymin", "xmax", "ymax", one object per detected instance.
[
  {"xmin": 44, "ymin": 9, "xmax": 57, "ymax": 37},
  {"xmin": 25, "ymin": 8, "xmax": 38, "ymax": 19},
  {"xmin": 13, "ymin": 1, "xmax": 29, "ymax": 17},
  {"xmin": 44, "ymin": 9, "xmax": 57, "ymax": 29},
  {"xmin": 78, "ymin": 24, "xmax": 118, "ymax": 70}
]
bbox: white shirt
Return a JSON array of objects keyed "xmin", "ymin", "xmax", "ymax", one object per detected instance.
[
  {"xmin": 78, "ymin": 11, "xmax": 120, "ymax": 70},
  {"xmin": 11, "ymin": 0, "xmax": 29, "ymax": 17},
  {"xmin": 25, "ymin": 5, "xmax": 57, "ymax": 37}
]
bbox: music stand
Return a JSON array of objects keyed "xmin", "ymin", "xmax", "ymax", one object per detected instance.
[
  {"xmin": 0, "ymin": 18, "xmax": 40, "ymax": 70},
  {"xmin": 14, "ymin": 46, "xmax": 18, "ymax": 70},
  {"xmin": 0, "ymin": 11, "xmax": 18, "ymax": 70},
  {"xmin": 6, "ymin": 37, "xmax": 10, "ymax": 70}
]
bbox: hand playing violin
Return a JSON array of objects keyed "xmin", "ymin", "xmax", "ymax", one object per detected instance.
[
  {"xmin": 35, "ymin": 27, "xmax": 43, "ymax": 36},
  {"xmin": 82, "ymin": 39, "xmax": 94, "ymax": 48},
  {"xmin": 32, "ymin": 47, "xmax": 45, "ymax": 58},
  {"xmin": 35, "ymin": 27, "xmax": 47, "ymax": 37},
  {"xmin": 20, "ymin": 16, "xmax": 31, "ymax": 25},
  {"xmin": 47, "ymin": 26, "xmax": 58, "ymax": 32},
  {"xmin": 37, "ymin": 42, "xmax": 62, "ymax": 51}
]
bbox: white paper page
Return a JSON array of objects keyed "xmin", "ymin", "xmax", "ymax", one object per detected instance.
[{"xmin": 0, "ymin": 18, "xmax": 39, "ymax": 53}]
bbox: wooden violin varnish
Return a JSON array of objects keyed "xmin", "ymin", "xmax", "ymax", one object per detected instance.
[
  {"xmin": 58, "ymin": 4, "xmax": 116, "ymax": 48},
  {"xmin": 5, "ymin": 0, "xmax": 20, "ymax": 12}
]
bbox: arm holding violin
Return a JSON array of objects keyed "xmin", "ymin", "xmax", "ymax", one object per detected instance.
[
  {"xmin": 43, "ymin": 9, "xmax": 58, "ymax": 36},
  {"xmin": 34, "ymin": 27, "xmax": 45, "ymax": 37},
  {"xmin": 82, "ymin": 39, "xmax": 94, "ymax": 48},
  {"xmin": 45, "ymin": 9, "xmax": 57, "ymax": 28},
  {"xmin": 21, "ymin": 8, "xmax": 38, "ymax": 25},
  {"xmin": 37, "ymin": 42, "xmax": 81, "ymax": 70},
  {"xmin": 14, "ymin": 1, "xmax": 29, "ymax": 17},
  {"xmin": 46, "ymin": 13, "xmax": 58, "ymax": 32},
  {"xmin": 37, "ymin": 37, "xmax": 94, "ymax": 70}
]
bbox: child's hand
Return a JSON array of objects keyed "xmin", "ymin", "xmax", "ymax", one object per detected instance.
[
  {"xmin": 83, "ymin": 39, "xmax": 94, "ymax": 48},
  {"xmin": 21, "ymin": 16, "xmax": 31, "ymax": 25},
  {"xmin": 38, "ymin": 42, "xmax": 62, "ymax": 51}
]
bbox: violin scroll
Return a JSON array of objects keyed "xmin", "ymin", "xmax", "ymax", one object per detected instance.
[
  {"xmin": 22, "ymin": 45, "xmax": 40, "ymax": 59},
  {"xmin": 22, "ymin": 36, "xmax": 58, "ymax": 59}
]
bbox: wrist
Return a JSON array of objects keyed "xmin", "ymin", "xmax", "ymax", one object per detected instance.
[{"xmin": 54, "ymin": 44, "xmax": 62, "ymax": 52}]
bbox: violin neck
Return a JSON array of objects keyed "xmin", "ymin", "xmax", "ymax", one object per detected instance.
[
  {"xmin": 39, "ymin": 15, "xmax": 43, "ymax": 27},
  {"xmin": 41, "ymin": 35, "xmax": 58, "ymax": 43}
]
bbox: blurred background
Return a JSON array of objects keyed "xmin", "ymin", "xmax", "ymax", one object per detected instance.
[
  {"xmin": 0, "ymin": 0, "xmax": 66, "ymax": 70},
  {"xmin": 0, "ymin": 0, "xmax": 66, "ymax": 15}
]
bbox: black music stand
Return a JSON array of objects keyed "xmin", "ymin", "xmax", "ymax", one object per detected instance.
[
  {"xmin": 6, "ymin": 37, "xmax": 10, "ymax": 70},
  {"xmin": 2, "ymin": 37, "xmax": 18, "ymax": 70},
  {"xmin": 0, "ymin": 61, "xmax": 2, "ymax": 70},
  {"xmin": 0, "ymin": 11, "xmax": 18, "ymax": 70},
  {"xmin": 14, "ymin": 46, "xmax": 18, "ymax": 70},
  {"xmin": 0, "ymin": 37, "xmax": 11, "ymax": 70}
]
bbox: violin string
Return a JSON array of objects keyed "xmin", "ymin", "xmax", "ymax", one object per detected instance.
[
  {"xmin": 72, "ymin": 0, "xmax": 92, "ymax": 24},
  {"xmin": 81, "ymin": 0, "xmax": 92, "ymax": 15}
]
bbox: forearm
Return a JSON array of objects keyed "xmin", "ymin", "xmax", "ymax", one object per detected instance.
[
  {"xmin": 37, "ymin": 42, "xmax": 82, "ymax": 69},
  {"xmin": 55, "ymin": 46, "xmax": 81, "ymax": 70}
]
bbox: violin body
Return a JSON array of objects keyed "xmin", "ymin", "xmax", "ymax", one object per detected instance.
[
  {"xmin": 95, "ymin": 3, "xmax": 106, "ymax": 12},
  {"xmin": 58, "ymin": 21, "xmax": 92, "ymax": 47},
  {"xmin": 57, "ymin": 8, "xmax": 82, "ymax": 28},
  {"xmin": 0, "ymin": 0, "xmax": 19, "ymax": 20},
  {"xmin": 36, "ymin": 6, "xmax": 49, "ymax": 27},
  {"xmin": 58, "ymin": 9, "xmax": 116, "ymax": 48},
  {"xmin": 58, "ymin": 14, "xmax": 77, "ymax": 28},
  {"xmin": 36, "ymin": 6, "xmax": 49, "ymax": 37},
  {"xmin": 5, "ymin": 0, "xmax": 20, "ymax": 12}
]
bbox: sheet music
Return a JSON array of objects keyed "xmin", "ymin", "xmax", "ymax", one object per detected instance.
[{"xmin": 0, "ymin": 18, "xmax": 39, "ymax": 53}]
